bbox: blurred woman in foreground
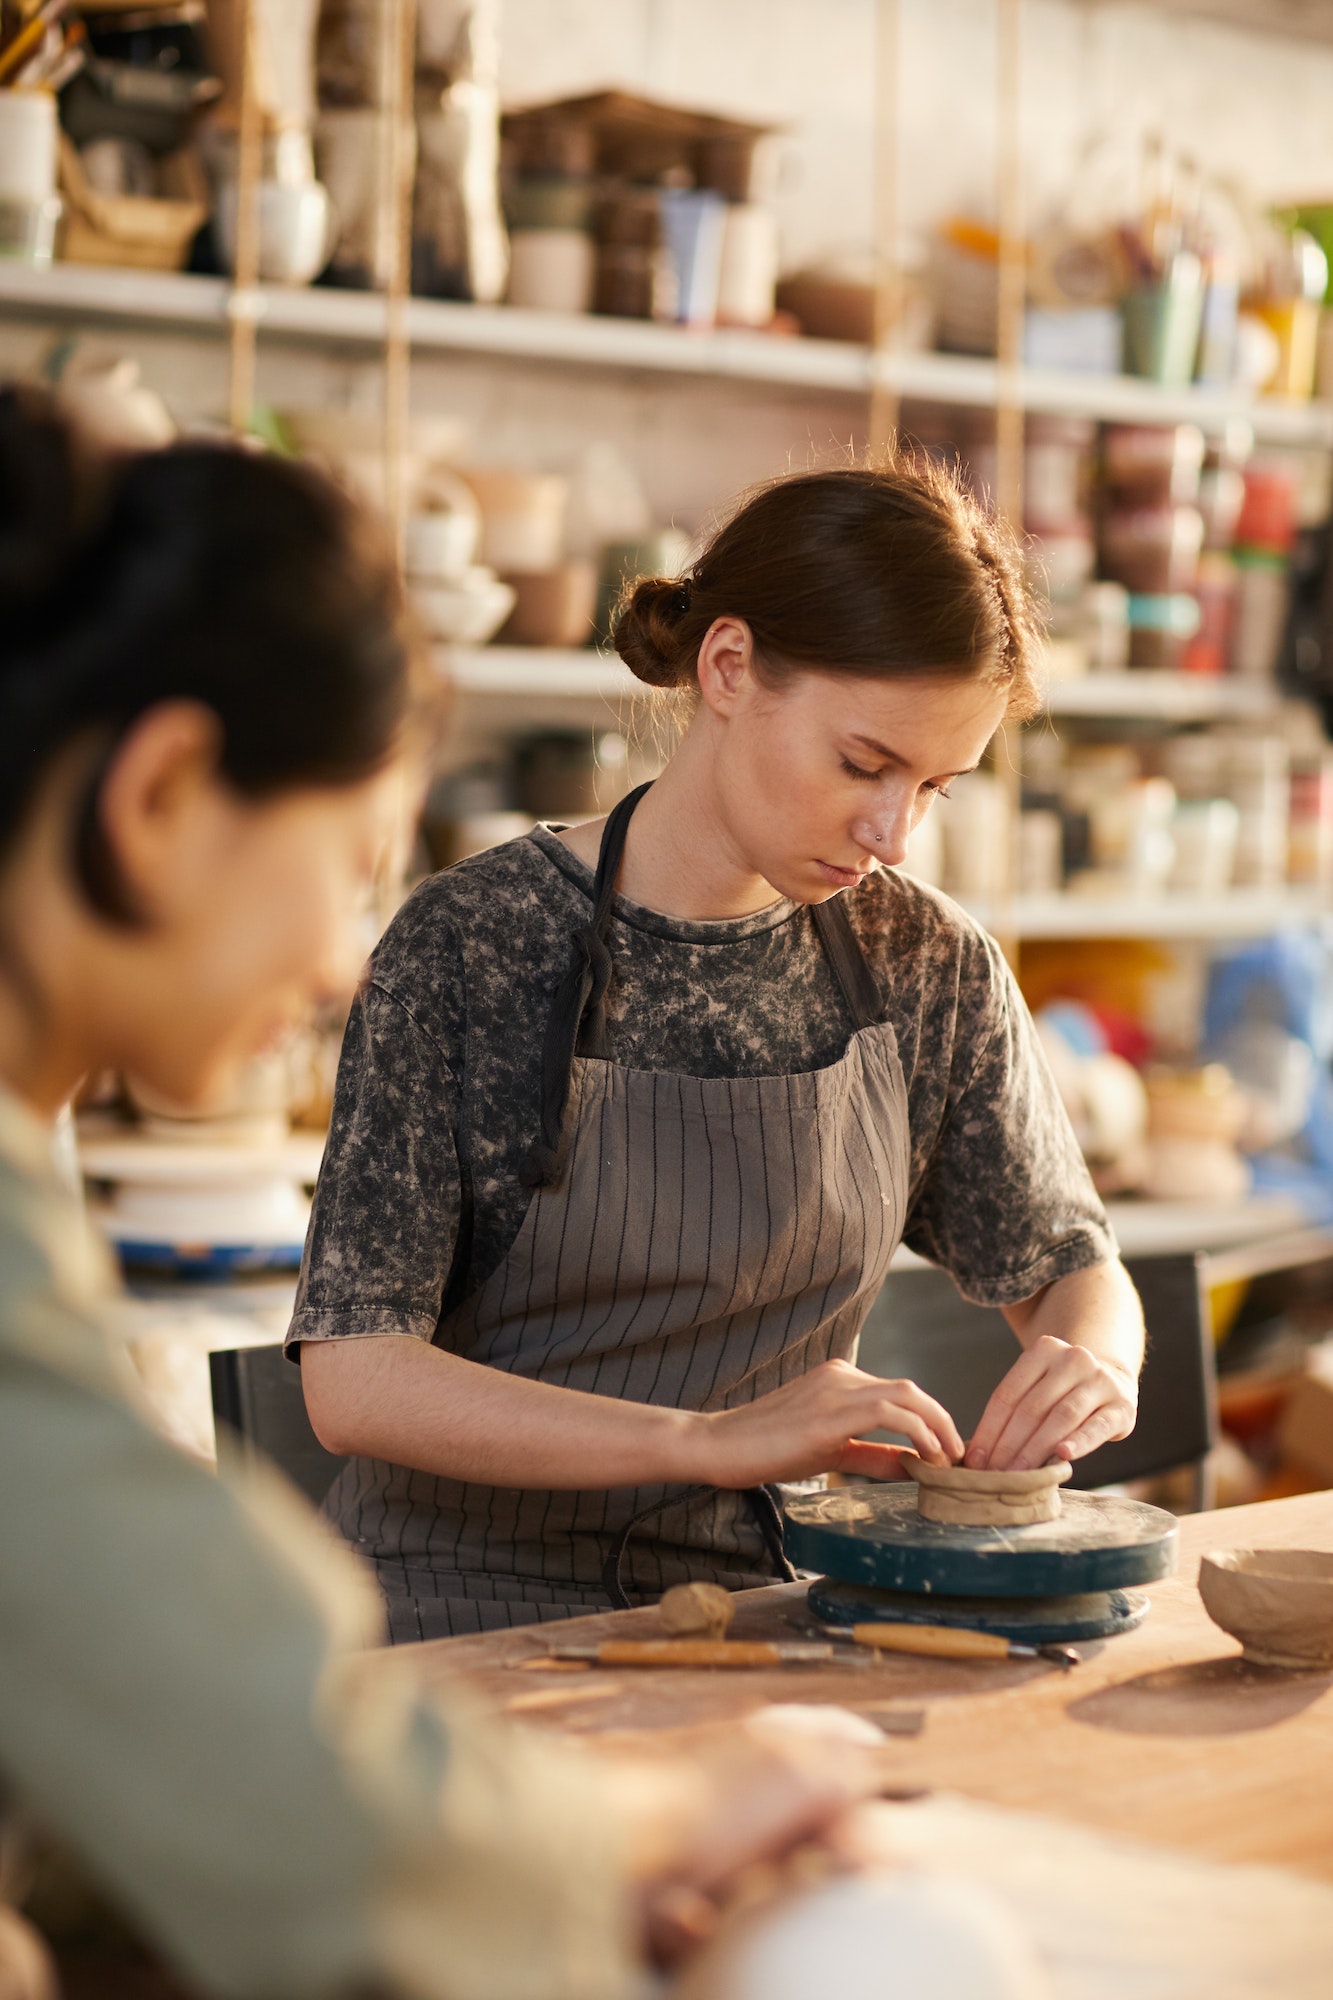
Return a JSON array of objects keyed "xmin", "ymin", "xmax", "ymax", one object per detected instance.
[{"xmin": 0, "ymin": 387, "xmax": 897, "ymax": 2000}]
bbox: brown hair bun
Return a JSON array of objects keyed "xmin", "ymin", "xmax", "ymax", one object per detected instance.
[
  {"xmin": 611, "ymin": 575, "xmax": 696, "ymax": 689},
  {"xmin": 607, "ymin": 454, "xmax": 1043, "ymax": 718}
]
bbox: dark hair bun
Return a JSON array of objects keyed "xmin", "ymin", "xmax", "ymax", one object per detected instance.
[
  {"xmin": 611, "ymin": 575, "xmax": 695, "ymax": 689},
  {"xmin": 0, "ymin": 385, "xmax": 90, "ymax": 618}
]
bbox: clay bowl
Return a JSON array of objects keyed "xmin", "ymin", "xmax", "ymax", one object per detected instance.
[
  {"xmin": 1198, "ymin": 1548, "xmax": 1333, "ymax": 1669},
  {"xmin": 911, "ymin": 1458, "xmax": 1071, "ymax": 1527}
]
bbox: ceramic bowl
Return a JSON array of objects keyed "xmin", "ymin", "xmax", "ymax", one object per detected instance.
[
  {"xmin": 412, "ymin": 570, "xmax": 516, "ymax": 645},
  {"xmin": 1198, "ymin": 1548, "xmax": 1333, "ymax": 1668},
  {"xmin": 214, "ymin": 179, "xmax": 335, "ymax": 287},
  {"xmin": 462, "ymin": 468, "xmax": 569, "ymax": 573},
  {"xmin": 405, "ymin": 498, "xmax": 480, "ymax": 583}
]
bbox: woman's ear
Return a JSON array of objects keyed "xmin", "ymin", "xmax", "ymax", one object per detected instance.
[
  {"xmin": 695, "ymin": 616, "xmax": 758, "ymax": 717},
  {"xmin": 94, "ymin": 702, "xmax": 225, "ymax": 922}
]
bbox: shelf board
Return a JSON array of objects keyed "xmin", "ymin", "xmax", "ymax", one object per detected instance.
[
  {"xmin": 447, "ymin": 647, "xmax": 643, "ymax": 702},
  {"xmin": 3, "ymin": 262, "xmax": 1332, "ymax": 444},
  {"xmin": 961, "ymin": 888, "xmax": 1328, "ymax": 940},
  {"xmin": 1043, "ymin": 672, "xmax": 1286, "ymax": 721},
  {"xmin": 447, "ymin": 651, "xmax": 1288, "ymax": 724},
  {"xmin": 78, "ymin": 1128, "xmax": 327, "ymax": 1183},
  {"xmin": 878, "ymin": 348, "xmax": 1333, "ymax": 447},
  {"xmin": 1087, "ymin": 0, "xmax": 1333, "ymax": 49}
]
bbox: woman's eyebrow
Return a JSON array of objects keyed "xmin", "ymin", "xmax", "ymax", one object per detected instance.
[{"xmin": 849, "ymin": 733, "xmax": 980, "ymax": 778}]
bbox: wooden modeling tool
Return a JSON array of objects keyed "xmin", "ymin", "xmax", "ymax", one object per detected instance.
[
  {"xmin": 800, "ymin": 1616, "xmax": 1080, "ymax": 1670},
  {"xmin": 542, "ymin": 1639, "xmax": 864, "ymax": 1670}
]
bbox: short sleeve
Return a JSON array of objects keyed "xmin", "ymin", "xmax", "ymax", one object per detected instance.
[
  {"xmin": 288, "ymin": 980, "xmax": 463, "ymax": 1348},
  {"xmin": 902, "ymin": 935, "xmax": 1117, "ymax": 1307}
]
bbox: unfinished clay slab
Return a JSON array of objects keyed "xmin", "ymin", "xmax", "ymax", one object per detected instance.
[
  {"xmin": 1198, "ymin": 1548, "xmax": 1333, "ymax": 1669},
  {"xmin": 913, "ymin": 1459, "xmax": 1072, "ymax": 1528}
]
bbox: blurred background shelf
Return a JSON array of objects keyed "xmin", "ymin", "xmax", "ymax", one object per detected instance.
[
  {"xmin": 3, "ymin": 261, "xmax": 1332, "ymax": 445},
  {"xmin": 447, "ymin": 647, "xmax": 641, "ymax": 703},
  {"xmin": 961, "ymin": 888, "xmax": 1329, "ymax": 939},
  {"xmin": 1129, "ymin": 0, "xmax": 1333, "ymax": 47},
  {"xmin": 1043, "ymin": 672, "xmax": 1288, "ymax": 720},
  {"xmin": 447, "ymin": 649, "xmax": 1290, "ymax": 723}
]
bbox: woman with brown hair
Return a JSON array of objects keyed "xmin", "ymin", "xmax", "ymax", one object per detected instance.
[{"xmin": 292, "ymin": 456, "xmax": 1144, "ymax": 1640}]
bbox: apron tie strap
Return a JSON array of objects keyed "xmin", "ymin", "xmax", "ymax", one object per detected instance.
[
  {"xmin": 521, "ymin": 782, "xmax": 653, "ymax": 1189},
  {"xmin": 602, "ymin": 1484, "xmax": 798, "ymax": 1611}
]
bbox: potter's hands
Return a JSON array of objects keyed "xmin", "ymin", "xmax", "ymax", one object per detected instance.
[
  {"xmin": 597, "ymin": 1717, "xmax": 885, "ymax": 1970},
  {"xmin": 966, "ymin": 1335, "xmax": 1138, "ymax": 1472},
  {"xmin": 693, "ymin": 1359, "xmax": 964, "ymax": 1486}
]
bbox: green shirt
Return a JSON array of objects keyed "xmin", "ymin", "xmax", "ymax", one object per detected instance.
[{"xmin": 0, "ymin": 1087, "xmax": 635, "ymax": 2000}]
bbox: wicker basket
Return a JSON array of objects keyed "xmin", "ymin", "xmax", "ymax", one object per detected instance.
[{"xmin": 58, "ymin": 136, "xmax": 208, "ymax": 271}]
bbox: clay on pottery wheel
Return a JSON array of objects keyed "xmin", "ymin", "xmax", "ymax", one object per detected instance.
[
  {"xmin": 1198, "ymin": 1548, "xmax": 1333, "ymax": 1669},
  {"xmin": 912, "ymin": 1458, "xmax": 1072, "ymax": 1528},
  {"xmin": 658, "ymin": 1581, "xmax": 735, "ymax": 1639}
]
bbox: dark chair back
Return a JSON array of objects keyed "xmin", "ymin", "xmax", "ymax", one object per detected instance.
[
  {"xmin": 210, "ymin": 1344, "xmax": 347, "ymax": 1508},
  {"xmin": 857, "ymin": 1251, "xmax": 1216, "ymax": 1507}
]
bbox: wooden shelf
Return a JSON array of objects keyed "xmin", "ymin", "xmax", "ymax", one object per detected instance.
[{"xmin": 3, "ymin": 262, "xmax": 1332, "ymax": 445}]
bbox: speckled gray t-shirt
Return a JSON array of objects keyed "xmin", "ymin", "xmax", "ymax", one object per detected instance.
[{"xmin": 289, "ymin": 826, "xmax": 1114, "ymax": 1350}]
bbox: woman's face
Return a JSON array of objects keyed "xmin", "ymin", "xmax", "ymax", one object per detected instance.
[
  {"xmin": 135, "ymin": 770, "xmax": 405, "ymax": 1111},
  {"xmin": 55, "ymin": 705, "xmax": 410, "ymax": 1114},
  {"xmin": 700, "ymin": 632, "xmax": 1009, "ymax": 904}
]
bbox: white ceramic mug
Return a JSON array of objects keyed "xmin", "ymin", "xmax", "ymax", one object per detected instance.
[
  {"xmin": 507, "ymin": 228, "xmax": 596, "ymax": 314},
  {"xmin": 1169, "ymin": 798, "xmax": 1239, "ymax": 895},
  {"xmin": 0, "ymin": 90, "xmax": 56, "ymax": 203},
  {"xmin": 405, "ymin": 505, "xmax": 480, "ymax": 583},
  {"xmin": 464, "ymin": 468, "xmax": 569, "ymax": 574},
  {"xmin": 717, "ymin": 202, "xmax": 779, "ymax": 327},
  {"xmin": 216, "ymin": 179, "xmax": 334, "ymax": 286}
]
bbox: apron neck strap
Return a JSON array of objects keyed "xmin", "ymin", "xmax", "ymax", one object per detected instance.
[
  {"xmin": 590, "ymin": 780, "xmax": 652, "ymax": 925},
  {"xmin": 520, "ymin": 782, "xmax": 653, "ymax": 1189},
  {"xmin": 811, "ymin": 895, "xmax": 884, "ymax": 1032}
]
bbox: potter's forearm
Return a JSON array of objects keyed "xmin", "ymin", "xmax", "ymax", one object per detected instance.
[{"xmin": 1002, "ymin": 1260, "xmax": 1144, "ymax": 1381}]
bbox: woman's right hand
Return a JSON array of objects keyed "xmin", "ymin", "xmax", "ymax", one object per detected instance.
[{"xmin": 689, "ymin": 1358, "xmax": 963, "ymax": 1487}]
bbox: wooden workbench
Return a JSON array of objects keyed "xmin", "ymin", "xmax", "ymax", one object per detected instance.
[{"xmin": 405, "ymin": 1489, "xmax": 1333, "ymax": 1884}]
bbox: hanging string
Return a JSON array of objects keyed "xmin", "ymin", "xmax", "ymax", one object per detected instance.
[
  {"xmin": 379, "ymin": 0, "xmax": 417, "ymax": 562},
  {"xmin": 227, "ymin": 0, "xmax": 262, "ymax": 436},
  {"xmin": 869, "ymin": 0, "xmax": 902, "ymax": 458}
]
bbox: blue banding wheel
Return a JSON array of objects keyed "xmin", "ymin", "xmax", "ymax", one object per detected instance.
[
  {"xmin": 783, "ymin": 1485, "xmax": 1178, "ymax": 1599},
  {"xmin": 807, "ymin": 1575, "xmax": 1151, "ymax": 1645}
]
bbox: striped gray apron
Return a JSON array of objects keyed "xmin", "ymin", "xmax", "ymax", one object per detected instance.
[{"xmin": 327, "ymin": 785, "xmax": 911, "ymax": 1639}]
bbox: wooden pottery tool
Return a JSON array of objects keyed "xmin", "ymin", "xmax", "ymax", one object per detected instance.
[
  {"xmin": 783, "ymin": 1484, "xmax": 1179, "ymax": 1646},
  {"xmin": 541, "ymin": 1639, "xmax": 864, "ymax": 1670},
  {"xmin": 795, "ymin": 1614, "xmax": 1080, "ymax": 1670}
]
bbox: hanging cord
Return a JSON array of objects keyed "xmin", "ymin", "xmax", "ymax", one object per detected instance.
[
  {"xmin": 226, "ymin": 0, "xmax": 262, "ymax": 435},
  {"xmin": 520, "ymin": 781, "xmax": 652, "ymax": 1188},
  {"xmin": 602, "ymin": 1484, "xmax": 798, "ymax": 1612}
]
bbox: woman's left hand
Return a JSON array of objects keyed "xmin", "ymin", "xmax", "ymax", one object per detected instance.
[{"xmin": 964, "ymin": 1334, "xmax": 1138, "ymax": 1472}]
